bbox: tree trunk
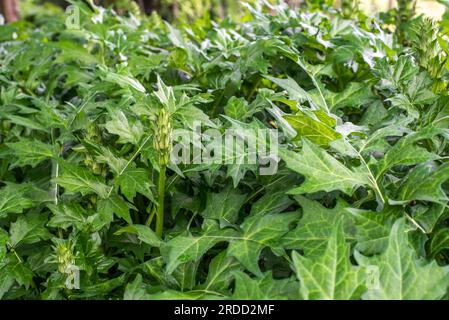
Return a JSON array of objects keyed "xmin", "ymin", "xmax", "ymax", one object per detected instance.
[
  {"xmin": 138, "ymin": 0, "xmax": 160, "ymax": 14},
  {"xmin": 0, "ymin": 0, "xmax": 19, "ymax": 23},
  {"xmin": 388, "ymin": 0, "xmax": 394, "ymax": 10},
  {"xmin": 216, "ymin": 0, "xmax": 225, "ymax": 20},
  {"xmin": 172, "ymin": 1, "xmax": 179, "ymax": 19}
]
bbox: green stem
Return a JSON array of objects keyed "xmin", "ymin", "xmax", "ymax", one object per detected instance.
[
  {"xmin": 145, "ymin": 205, "xmax": 157, "ymax": 227},
  {"xmin": 348, "ymin": 143, "xmax": 385, "ymax": 205},
  {"xmin": 50, "ymin": 129, "xmax": 59, "ymax": 206},
  {"xmin": 9, "ymin": 246, "xmax": 22, "ymax": 263},
  {"xmin": 212, "ymin": 90, "xmax": 224, "ymax": 118},
  {"xmin": 247, "ymin": 77, "xmax": 261, "ymax": 100},
  {"xmin": 156, "ymin": 164, "xmax": 167, "ymax": 238}
]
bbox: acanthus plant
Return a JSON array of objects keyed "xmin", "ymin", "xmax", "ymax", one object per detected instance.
[{"xmin": 1, "ymin": 0, "xmax": 449, "ymax": 300}]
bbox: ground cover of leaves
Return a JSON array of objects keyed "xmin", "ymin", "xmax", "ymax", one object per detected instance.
[{"xmin": 1, "ymin": 1, "xmax": 449, "ymax": 299}]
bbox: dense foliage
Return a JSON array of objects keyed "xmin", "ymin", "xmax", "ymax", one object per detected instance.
[{"xmin": 2, "ymin": 0, "xmax": 449, "ymax": 300}]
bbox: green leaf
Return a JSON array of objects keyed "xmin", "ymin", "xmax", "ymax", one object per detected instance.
[
  {"xmin": 356, "ymin": 218, "xmax": 449, "ymax": 300},
  {"xmin": 264, "ymin": 75, "xmax": 310, "ymax": 102},
  {"xmin": 104, "ymin": 72, "xmax": 146, "ymax": 92},
  {"xmin": 407, "ymin": 73, "xmax": 438, "ymax": 105},
  {"xmin": 249, "ymin": 190, "xmax": 294, "ymax": 216},
  {"xmin": 374, "ymin": 127, "xmax": 444, "ymax": 177},
  {"xmin": 279, "ymin": 140, "xmax": 371, "ymax": 195},
  {"xmin": 388, "ymin": 94, "xmax": 420, "ymax": 119},
  {"xmin": 124, "ymin": 274, "xmax": 150, "ymax": 300},
  {"xmin": 0, "ymin": 229, "xmax": 8, "ymax": 261},
  {"xmin": 414, "ymin": 204, "xmax": 446, "ymax": 234},
  {"xmin": 115, "ymin": 224, "xmax": 162, "ymax": 247},
  {"xmin": 161, "ymin": 228, "xmax": 237, "ymax": 274},
  {"xmin": 0, "ymin": 184, "xmax": 34, "ymax": 218},
  {"xmin": 6, "ymin": 138, "xmax": 53, "ymax": 168},
  {"xmin": 54, "ymin": 40, "xmax": 101, "ymax": 65},
  {"xmin": 357, "ymin": 117, "xmax": 411, "ymax": 156},
  {"xmin": 327, "ymin": 82, "xmax": 375, "ymax": 111},
  {"xmin": 54, "ymin": 162, "xmax": 109, "ymax": 198},
  {"xmin": 70, "ymin": 275, "xmax": 126, "ymax": 299},
  {"xmin": 94, "ymin": 146, "xmax": 127, "ymax": 175},
  {"xmin": 282, "ymin": 196, "xmax": 354, "ymax": 257},
  {"xmin": 201, "ymin": 185, "xmax": 246, "ymax": 227},
  {"xmin": 47, "ymin": 203, "xmax": 88, "ymax": 230},
  {"xmin": 395, "ymin": 162, "xmax": 449, "ymax": 204},
  {"xmin": 89, "ymin": 206, "xmax": 114, "ymax": 232},
  {"xmin": 0, "ymin": 266, "xmax": 14, "ymax": 299},
  {"xmin": 117, "ymin": 167, "xmax": 153, "ymax": 202},
  {"xmin": 148, "ymin": 290, "xmax": 218, "ymax": 300},
  {"xmin": 224, "ymin": 97, "xmax": 249, "ymax": 121},
  {"xmin": 388, "ymin": 73, "xmax": 438, "ymax": 118},
  {"xmin": 284, "ymin": 112, "xmax": 341, "ymax": 146},
  {"xmin": 98, "ymin": 196, "xmax": 132, "ymax": 224},
  {"xmin": 346, "ymin": 206, "xmax": 401, "ymax": 255},
  {"xmin": 6, "ymin": 115, "xmax": 47, "ymax": 132},
  {"xmin": 241, "ymin": 38, "xmax": 283, "ymax": 73},
  {"xmin": 374, "ymin": 56, "xmax": 416, "ymax": 89},
  {"xmin": 292, "ymin": 219, "xmax": 366, "ymax": 300},
  {"xmin": 154, "ymin": 74, "xmax": 176, "ymax": 111},
  {"xmin": 5, "ymin": 2, "xmax": 449, "ymax": 300},
  {"xmin": 225, "ymin": 146, "xmax": 256, "ymax": 188},
  {"xmin": 175, "ymin": 105, "xmax": 217, "ymax": 130},
  {"xmin": 227, "ymin": 212, "xmax": 298, "ymax": 276},
  {"xmin": 232, "ymin": 271, "xmax": 299, "ymax": 300},
  {"xmin": 9, "ymin": 256, "xmax": 34, "ymax": 289},
  {"xmin": 104, "ymin": 111, "xmax": 144, "ymax": 145},
  {"xmin": 9, "ymin": 214, "xmax": 51, "ymax": 248},
  {"xmin": 429, "ymin": 228, "xmax": 449, "ymax": 258},
  {"xmin": 171, "ymin": 261, "xmax": 198, "ymax": 291},
  {"xmin": 200, "ymin": 251, "xmax": 242, "ymax": 292}
]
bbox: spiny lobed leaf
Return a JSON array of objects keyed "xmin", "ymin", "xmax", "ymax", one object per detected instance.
[
  {"xmin": 1, "ymin": 1, "xmax": 449, "ymax": 300},
  {"xmin": 292, "ymin": 219, "xmax": 366, "ymax": 300},
  {"xmin": 279, "ymin": 140, "xmax": 371, "ymax": 195},
  {"xmin": 356, "ymin": 219, "xmax": 449, "ymax": 300}
]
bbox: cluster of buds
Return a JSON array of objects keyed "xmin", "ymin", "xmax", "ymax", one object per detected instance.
[
  {"xmin": 55, "ymin": 239, "xmax": 80, "ymax": 289},
  {"xmin": 84, "ymin": 154, "xmax": 103, "ymax": 175},
  {"xmin": 46, "ymin": 238, "xmax": 79, "ymax": 289},
  {"xmin": 84, "ymin": 122, "xmax": 106, "ymax": 177},
  {"xmin": 341, "ymin": 0, "xmax": 359, "ymax": 19},
  {"xmin": 412, "ymin": 18, "xmax": 446, "ymax": 93},
  {"xmin": 128, "ymin": 1, "xmax": 141, "ymax": 17},
  {"xmin": 86, "ymin": 121, "xmax": 101, "ymax": 140},
  {"xmin": 54, "ymin": 239, "xmax": 76, "ymax": 274},
  {"xmin": 154, "ymin": 107, "xmax": 172, "ymax": 166}
]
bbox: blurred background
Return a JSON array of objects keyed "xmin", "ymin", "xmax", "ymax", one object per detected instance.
[
  {"xmin": 361, "ymin": 0, "xmax": 444, "ymax": 18},
  {"xmin": 0, "ymin": 0, "xmax": 446, "ymax": 23}
]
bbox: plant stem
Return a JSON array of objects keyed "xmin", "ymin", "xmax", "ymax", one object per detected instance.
[
  {"xmin": 145, "ymin": 205, "xmax": 156, "ymax": 227},
  {"xmin": 10, "ymin": 247, "xmax": 22, "ymax": 263},
  {"xmin": 212, "ymin": 90, "xmax": 224, "ymax": 118},
  {"xmin": 155, "ymin": 164, "xmax": 167, "ymax": 238},
  {"xmin": 247, "ymin": 77, "xmax": 261, "ymax": 100},
  {"xmin": 50, "ymin": 129, "xmax": 59, "ymax": 206},
  {"xmin": 347, "ymin": 143, "xmax": 385, "ymax": 205}
]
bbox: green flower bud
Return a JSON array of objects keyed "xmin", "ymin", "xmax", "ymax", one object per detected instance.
[
  {"xmin": 411, "ymin": 17, "xmax": 446, "ymax": 93},
  {"xmin": 341, "ymin": 0, "xmax": 359, "ymax": 19},
  {"xmin": 54, "ymin": 239, "xmax": 76, "ymax": 274},
  {"xmin": 154, "ymin": 108, "xmax": 172, "ymax": 166}
]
